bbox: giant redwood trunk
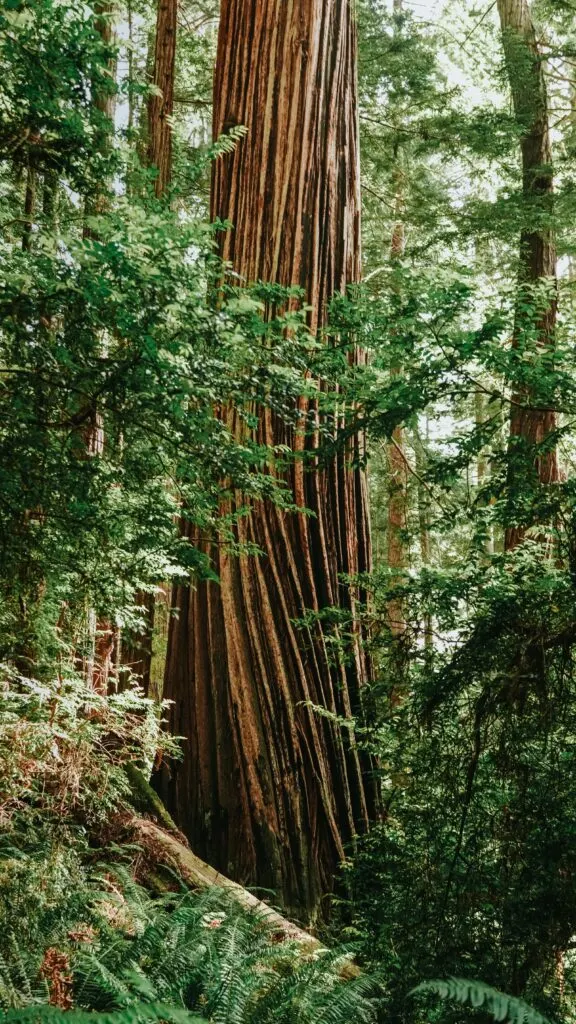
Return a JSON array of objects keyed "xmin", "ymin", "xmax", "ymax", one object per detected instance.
[
  {"xmin": 497, "ymin": 0, "xmax": 559, "ymax": 550},
  {"xmin": 161, "ymin": 0, "xmax": 375, "ymax": 920}
]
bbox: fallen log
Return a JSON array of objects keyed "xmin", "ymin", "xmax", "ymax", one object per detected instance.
[
  {"xmin": 130, "ymin": 815, "xmax": 322, "ymax": 950},
  {"xmin": 122, "ymin": 765, "xmax": 359, "ymax": 969}
]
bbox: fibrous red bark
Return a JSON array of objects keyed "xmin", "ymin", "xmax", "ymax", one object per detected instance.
[
  {"xmin": 161, "ymin": 0, "xmax": 376, "ymax": 921},
  {"xmin": 147, "ymin": 0, "xmax": 177, "ymax": 197}
]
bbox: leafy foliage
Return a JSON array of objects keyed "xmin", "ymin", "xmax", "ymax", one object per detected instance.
[
  {"xmin": 0, "ymin": 1003, "xmax": 203, "ymax": 1024},
  {"xmin": 3, "ymin": 1, "xmax": 576, "ymax": 1024},
  {"xmin": 412, "ymin": 979, "xmax": 553, "ymax": 1024},
  {"xmin": 72, "ymin": 889, "xmax": 380, "ymax": 1024}
]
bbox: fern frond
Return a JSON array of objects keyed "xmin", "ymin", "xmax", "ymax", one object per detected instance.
[
  {"xmin": 411, "ymin": 978, "xmax": 553, "ymax": 1024},
  {"xmin": 0, "ymin": 936, "xmax": 48, "ymax": 1011},
  {"xmin": 210, "ymin": 126, "xmax": 249, "ymax": 161},
  {"xmin": 1, "ymin": 1000, "xmax": 204, "ymax": 1024}
]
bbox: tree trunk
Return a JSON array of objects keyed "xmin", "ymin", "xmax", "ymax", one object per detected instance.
[
  {"xmin": 85, "ymin": 2, "xmax": 116, "ymax": 228},
  {"xmin": 414, "ymin": 423, "xmax": 433, "ymax": 661},
  {"xmin": 83, "ymin": 3, "xmax": 116, "ymax": 691},
  {"xmin": 497, "ymin": 0, "xmax": 559, "ymax": 551},
  {"xmin": 386, "ymin": 173, "xmax": 408, "ymax": 645},
  {"xmin": 385, "ymin": 0, "xmax": 409, "ymax": 654},
  {"xmin": 122, "ymin": 0, "xmax": 178, "ymax": 692},
  {"xmin": 161, "ymin": 0, "xmax": 376, "ymax": 922},
  {"xmin": 147, "ymin": 0, "xmax": 177, "ymax": 197},
  {"xmin": 475, "ymin": 391, "xmax": 494, "ymax": 556},
  {"xmin": 22, "ymin": 158, "xmax": 36, "ymax": 251}
]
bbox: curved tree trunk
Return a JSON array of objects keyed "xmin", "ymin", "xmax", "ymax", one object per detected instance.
[
  {"xmin": 497, "ymin": 0, "xmax": 559, "ymax": 551},
  {"xmin": 161, "ymin": 0, "xmax": 376, "ymax": 922}
]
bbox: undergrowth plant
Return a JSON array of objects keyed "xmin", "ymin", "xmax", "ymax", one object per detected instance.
[
  {"xmin": 413, "ymin": 979, "xmax": 555, "ymax": 1024},
  {"xmin": 0, "ymin": 877, "xmax": 381, "ymax": 1024},
  {"xmin": 72, "ymin": 887, "xmax": 381, "ymax": 1024},
  {"xmin": 0, "ymin": 665, "xmax": 380, "ymax": 1024},
  {"xmin": 0, "ymin": 665, "xmax": 178, "ymax": 827}
]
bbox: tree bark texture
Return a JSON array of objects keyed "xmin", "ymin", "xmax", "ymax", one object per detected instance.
[
  {"xmin": 497, "ymin": 0, "xmax": 559, "ymax": 551},
  {"xmin": 161, "ymin": 0, "xmax": 375, "ymax": 921},
  {"xmin": 147, "ymin": 0, "xmax": 177, "ymax": 197}
]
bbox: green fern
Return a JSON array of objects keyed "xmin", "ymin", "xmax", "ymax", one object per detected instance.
[
  {"xmin": 209, "ymin": 125, "xmax": 249, "ymax": 161},
  {"xmin": 0, "ymin": 835, "xmax": 380, "ymax": 1024},
  {"xmin": 411, "ymin": 978, "xmax": 553, "ymax": 1024},
  {"xmin": 0, "ymin": 936, "xmax": 49, "ymax": 1011},
  {"xmin": 73, "ymin": 888, "xmax": 381, "ymax": 1024},
  {"xmin": 0, "ymin": 1001, "xmax": 203, "ymax": 1024}
]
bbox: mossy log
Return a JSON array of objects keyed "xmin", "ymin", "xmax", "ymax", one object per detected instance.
[
  {"xmin": 130, "ymin": 816, "xmax": 322, "ymax": 949},
  {"xmin": 123, "ymin": 764, "xmax": 323, "ymax": 950},
  {"xmin": 123, "ymin": 762, "xmax": 181, "ymax": 835}
]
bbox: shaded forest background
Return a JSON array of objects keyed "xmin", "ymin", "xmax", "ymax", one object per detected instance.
[{"xmin": 2, "ymin": 0, "xmax": 576, "ymax": 1023}]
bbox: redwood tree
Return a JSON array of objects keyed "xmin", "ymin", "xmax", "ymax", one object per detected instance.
[
  {"xmin": 147, "ymin": 0, "xmax": 177, "ymax": 197},
  {"xmin": 497, "ymin": 0, "xmax": 559, "ymax": 550},
  {"xmin": 122, "ymin": 0, "xmax": 178, "ymax": 690},
  {"xmin": 161, "ymin": 0, "xmax": 376, "ymax": 920},
  {"xmin": 386, "ymin": 160, "xmax": 408, "ymax": 646}
]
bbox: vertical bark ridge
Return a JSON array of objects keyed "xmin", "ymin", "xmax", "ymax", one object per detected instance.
[
  {"xmin": 147, "ymin": 0, "xmax": 177, "ymax": 198},
  {"xmin": 161, "ymin": 0, "xmax": 375, "ymax": 920}
]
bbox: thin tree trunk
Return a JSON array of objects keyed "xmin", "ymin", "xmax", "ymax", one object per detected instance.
[
  {"xmin": 413, "ymin": 423, "xmax": 433, "ymax": 661},
  {"xmin": 122, "ymin": 0, "xmax": 178, "ymax": 693},
  {"xmin": 22, "ymin": 159, "xmax": 36, "ymax": 251},
  {"xmin": 475, "ymin": 391, "xmax": 494, "ymax": 555},
  {"xmin": 83, "ymin": 2, "xmax": 116, "ymax": 691},
  {"xmin": 42, "ymin": 168, "xmax": 59, "ymax": 230},
  {"xmin": 497, "ymin": 0, "xmax": 559, "ymax": 551},
  {"xmin": 127, "ymin": 0, "xmax": 135, "ymax": 135},
  {"xmin": 386, "ymin": 174, "xmax": 408, "ymax": 644},
  {"xmin": 147, "ymin": 0, "xmax": 177, "ymax": 197},
  {"xmin": 161, "ymin": 0, "xmax": 376, "ymax": 922},
  {"xmin": 386, "ymin": 0, "xmax": 409, "ymax": 654},
  {"xmin": 84, "ymin": 1, "xmax": 116, "ymax": 235}
]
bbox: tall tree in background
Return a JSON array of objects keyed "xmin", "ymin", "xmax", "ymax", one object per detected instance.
[
  {"xmin": 497, "ymin": 0, "xmax": 559, "ymax": 550},
  {"xmin": 84, "ymin": 2, "xmax": 117, "ymax": 693},
  {"xmin": 162, "ymin": 0, "xmax": 375, "ymax": 919},
  {"xmin": 386, "ymin": 0, "xmax": 409, "ymax": 654},
  {"xmin": 122, "ymin": 0, "xmax": 178, "ymax": 692},
  {"xmin": 147, "ymin": 0, "xmax": 177, "ymax": 197}
]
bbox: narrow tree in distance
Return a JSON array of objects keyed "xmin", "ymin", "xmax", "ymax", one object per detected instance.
[
  {"xmin": 497, "ymin": 0, "xmax": 559, "ymax": 550},
  {"xmin": 121, "ymin": 0, "xmax": 178, "ymax": 692},
  {"xmin": 147, "ymin": 0, "xmax": 177, "ymax": 197}
]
